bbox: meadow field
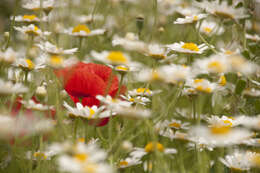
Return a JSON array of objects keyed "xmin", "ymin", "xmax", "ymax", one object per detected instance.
[{"xmin": 0, "ymin": 0, "xmax": 260, "ymax": 172}]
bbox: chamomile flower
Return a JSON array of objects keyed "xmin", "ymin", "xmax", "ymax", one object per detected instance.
[
  {"xmin": 206, "ymin": 116, "xmax": 242, "ymax": 128},
  {"xmin": 20, "ymin": 99, "xmax": 54, "ymax": 111},
  {"xmin": 195, "ymin": 0, "xmax": 249, "ymax": 19},
  {"xmin": 188, "ymin": 125, "xmax": 252, "ymax": 147},
  {"xmin": 118, "ymin": 157, "xmax": 142, "ymax": 168},
  {"xmin": 26, "ymin": 150, "xmax": 54, "ymax": 160},
  {"xmin": 243, "ymin": 88, "xmax": 260, "ymax": 97},
  {"xmin": 113, "ymin": 106, "xmax": 151, "ymax": 119},
  {"xmin": 166, "ymin": 42, "xmax": 210, "ymax": 54},
  {"xmin": 91, "ymin": 50, "xmax": 131, "ymax": 65},
  {"xmin": 220, "ymin": 151, "xmax": 252, "ymax": 171},
  {"xmin": 112, "ymin": 33, "xmax": 147, "ymax": 52},
  {"xmin": 0, "ymin": 48, "xmax": 17, "ymax": 64},
  {"xmin": 96, "ymin": 95, "xmax": 132, "ymax": 109},
  {"xmin": 157, "ymin": 64, "xmax": 192, "ymax": 84},
  {"xmin": 134, "ymin": 68, "xmax": 162, "ymax": 82},
  {"xmin": 174, "ymin": 14, "xmax": 207, "ymax": 24},
  {"xmin": 144, "ymin": 44, "xmax": 169, "ymax": 60},
  {"xmin": 242, "ymin": 138, "xmax": 260, "ymax": 147},
  {"xmin": 75, "ymin": 14, "xmax": 104, "ymax": 24},
  {"xmin": 64, "ymin": 102, "xmax": 110, "ymax": 119},
  {"xmin": 36, "ymin": 41, "xmax": 78, "ymax": 55},
  {"xmin": 196, "ymin": 20, "xmax": 225, "ymax": 36},
  {"xmin": 120, "ymin": 95, "xmax": 150, "ymax": 105},
  {"xmin": 239, "ymin": 115, "xmax": 260, "ymax": 130},
  {"xmin": 14, "ymin": 24, "xmax": 51, "ymax": 37},
  {"xmin": 12, "ymin": 14, "xmax": 47, "ymax": 23},
  {"xmin": 185, "ymin": 78, "xmax": 217, "ymax": 94},
  {"xmin": 15, "ymin": 58, "xmax": 45, "ymax": 71},
  {"xmin": 64, "ymin": 24, "xmax": 106, "ymax": 37},
  {"xmin": 22, "ymin": 0, "xmax": 57, "ymax": 14},
  {"xmin": 128, "ymin": 88, "xmax": 161, "ymax": 97},
  {"xmin": 175, "ymin": 5, "xmax": 201, "ymax": 17},
  {"xmin": 0, "ymin": 79, "xmax": 28, "ymax": 95},
  {"xmin": 192, "ymin": 54, "xmax": 230, "ymax": 74}
]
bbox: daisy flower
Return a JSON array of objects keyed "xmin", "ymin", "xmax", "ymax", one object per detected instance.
[
  {"xmin": 64, "ymin": 102, "xmax": 110, "ymax": 119},
  {"xmin": 118, "ymin": 157, "xmax": 142, "ymax": 168},
  {"xmin": 96, "ymin": 95, "xmax": 132, "ymax": 110},
  {"xmin": 112, "ymin": 106, "xmax": 151, "ymax": 119},
  {"xmin": 166, "ymin": 42, "xmax": 210, "ymax": 54},
  {"xmin": 134, "ymin": 68, "xmax": 163, "ymax": 82},
  {"xmin": 185, "ymin": 78, "xmax": 218, "ymax": 94},
  {"xmin": 188, "ymin": 125, "xmax": 253, "ymax": 147},
  {"xmin": 156, "ymin": 119, "xmax": 190, "ymax": 130},
  {"xmin": 144, "ymin": 44, "xmax": 170, "ymax": 60},
  {"xmin": 36, "ymin": 41, "xmax": 78, "ymax": 55},
  {"xmin": 90, "ymin": 50, "xmax": 131, "ymax": 66},
  {"xmin": 26, "ymin": 150, "xmax": 54, "ymax": 160},
  {"xmin": 121, "ymin": 95, "xmax": 150, "ymax": 105},
  {"xmin": 20, "ymin": 99, "xmax": 54, "ymax": 111},
  {"xmin": 64, "ymin": 24, "xmax": 106, "ymax": 37},
  {"xmin": 220, "ymin": 151, "xmax": 252, "ymax": 171},
  {"xmin": 174, "ymin": 14, "xmax": 207, "ymax": 24},
  {"xmin": 75, "ymin": 14, "xmax": 104, "ymax": 24},
  {"xmin": 206, "ymin": 116, "xmax": 242, "ymax": 128},
  {"xmin": 0, "ymin": 79, "xmax": 28, "ymax": 95},
  {"xmin": 22, "ymin": 0, "xmax": 57, "ymax": 14},
  {"xmin": 14, "ymin": 24, "xmax": 51, "ymax": 37},
  {"xmin": 112, "ymin": 33, "xmax": 147, "ymax": 52},
  {"xmin": 11, "ymin": 14, "xmax": 48, "ymax": 23},
  {"xmin": 0, "ymin": 48, "xmax": 17, "ymax": 64},
  {"xmin": 15, "ymin": 58, "xmax": 45, "ymax": 71},
  {"xmin": 175, "ymin": 5, "xmax": 201, "ymax": 17},
  {"xmin": 243, "ymin": 88, "xmax": 260, "ymax": 97},
  {"xmin": 195, "ymin": 0, "xmax": 249, "ymax": 19},
  {"xmin": 196, "ymin": 20, "xmax": 225, "ymax": 36},
  {"xmin": 128, "ymin": 88, "xmax": 161, "ymax": 97}
]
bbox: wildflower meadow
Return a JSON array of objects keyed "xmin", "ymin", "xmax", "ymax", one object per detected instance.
[{"xmin": 0, "ymin": 0, "xmax": 260, "ymax": 172}]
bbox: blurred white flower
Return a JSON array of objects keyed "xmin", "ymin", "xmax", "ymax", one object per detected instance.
[
  {"xmin": 166, "ymin": 42, "xmax": 210, "ymax": 54},
  {"xmin": 174, "ymin": 14, "xmax": 207, "ymax": 24}
]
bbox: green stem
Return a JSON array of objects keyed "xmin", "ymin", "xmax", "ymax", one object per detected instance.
[{"xmin": 115, "ymin": 73, "xmax": 125, "ymax": 98}]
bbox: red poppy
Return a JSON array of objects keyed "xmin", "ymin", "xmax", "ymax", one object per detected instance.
[{"xmin": 56, "ymin": 62, "xmax": 123, "ymax": 126}]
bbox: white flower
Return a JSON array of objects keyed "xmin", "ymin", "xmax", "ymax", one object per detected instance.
[
  {"xmin": 188, "ymin": 125, "xmax": 253, "ymax": 147},
  {"xmin": 128, "ymin": 88, "xmax": 161, "ymax": 97},
  {"xmin": 36, "ymin": 41, "xmax": 78, "ymax": 55},
  {"xmin": 195, "ymin": 0, "xmax": 249, "ymax": 19},
  {"xmin": 206, "ymin": 116, "xmax": 242, "ymax": 128},
  {"xmin": 166, "ymin": 42, "xmax": 210, "ymax": 54},
  {"xmin": 11, "ymin": 15, "xmax": 47, "ymax": 23},
  {"xmin": 96, "ymin": 95, "xmax": 132, "ymax": 110},
  {"xmin": 220, "ymin": 151, "xmax": 252, "ymax": 171},
  {"xmin": 175, "ymin": 6, "xmax": 201, "ymax": 17},
  {"xmin": 113, "ymin": 106, "xmax": 151, "ymax": 119},
  {"xmin": 15, "ymin": 58, "xmax": 45, "ymax": 70},
  {"xmin": 64, "ymin": 102, "xmax": 110, "ymax": 119},
  {"xmin": 21, "ymin": 99, "xmax": 54, "ymax": 111},
  {"xmin": 196, "ymin": 20, "xmax": 225, "ymax": 36},
  {"xmin": 75, "ymin": 14, "xmax": 104, "ymax": 24},
  {"xmin": 90, "ymin": 50, "xmax": 131, "ymax": 65},
  {"xmin": 0, "ymin": 48, "xmax": 17, "ymax": 64},
  {"xmin": 243, "ymin": 88, "xmax": 260, "ymax": 97},
  {"xmin": 156, "ymin": 119, "xmax": 190, "ymax": 130},
  {"xmin": 120, "ymin": 95, "xmax": 150, "ymax": 105},
  {"xmin": 144, "ymin": 44, "xmax": 170, "ymax": 60},
  {"xmin": 185, "ymin": 78, "xmax": 218, "ymax": 94},
  {"xmin": 64, "ymin": 24, "xmax": 106, "ymax": 37},
  {"xmin": 26, "ymin": 150, "xmax": 54, "ymax": 160},
  {"xmin": 14, "ymin": 24, "xmax": 51, "ymax": 37},
  {"xmin": 22, "ymin": 0, "xmax": 57, "ymax": 12},
  {"xmin": 0, "ymin": 79, "xmax": 28, "ymax": 95},
  {"xmin": 112, "ymin": 33, "xmax": 147, "ymax": 52},
  {"xmin": 174, "ymin": 14, "xmax": 207, "ymax": 24},
  {"xmin": 118, "ymin": 157, "xmax": 142, "ymax": 168}
]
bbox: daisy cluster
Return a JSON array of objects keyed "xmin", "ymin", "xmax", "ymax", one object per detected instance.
[{"xmin": 0, "ymin": 0, "xmax": 259, "ymax": 172}]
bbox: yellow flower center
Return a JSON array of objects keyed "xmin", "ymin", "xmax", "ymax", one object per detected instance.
[
  {"xmin": 193, "ymin": 16, "xmax": 198, "ymax": 21},
  {"xmin": 210, "ymin": 126, "xmax": 231, "ymax": 135},
  {"xmin": 119, "ymin": 161, "xmax": 129, "ymax": 166},
  {"xmin": 77, "ymin": 138, "xmax": 85, "ymax": 143},
  {"xmin": 150, "ymin": 54, "xmax": 166, "ymax": 59},
  {"xmin": 25, "ymin": 59, "xmax": 35, "ymax": 70},
  {"xmin": 152, "ymin": 70, "xmax": 160, "ymax": 80},
  {"xmin": 219, "ymin": 75, "xmax": 226, "ymax": 86},
  {"xmin": 23, "ymin": 15, "xmax": 37, "ymax": 21},
  {"xmin": 225, "ymin": 50, "xmax": 233, "ymax": 55},
  {"xmin": 25, "ymin": 26, "xmax": 39, "ymax": 35},
  {"xmin": 145, "ymin": 142, "xmax": 164, "ymax": 153},
  {"xmin": 169, "ymin": 122, "xmax": 181, "ymax": 129},
  {"xmin": 223, "ymin": 120, "xmax": 233, "ymax": 127},
  {"xmin": 129, "ymin": 98, "xmax": 135, "ymax": 102},
  {"xmin": 196, "ymin": 86, "xmax": 212, "ymax": 93},
  {"xmin": 72, "ymin": 24, "xmax": 91, "ymax": 34},
  {"xmin": 50, "ymin": 55, "xmax": 64, "ymax": 66},
  {"xmin": 107, "ymin": 51, "xmax": 127, "ymax": 64},
  {"xmin": 33, "ymin": 152, "xmax": 47, "ymax": 160},
  {"xmin": 89, "ymin": 108, "xmax": 95, "ymax": 118},
  {"xmin": 203, "ymin": 27, "xmax": 212, "ymax": 33},
  {"xmin": 194, "ymin": 79, "xmax": 204, "ymax": 84},
  {"xmin": 136, "ymin": 88, "xmax": 151, "ymax": 95},
  {"xmin": 115, "ymin": 65, "xmax": 129, "ymax": 71},
  {"xmin": 75, "ymin": 153, "xmax": 88, "ymax": 162},
  {"xmin": 251, "ymin": 154, "xmax": 260, "ymax": 167},
  {"xmin": 182, "ymin": 43, "xmax": 199, "ymax": 52},
  {"xmin": 207, "ymin": 61, "xmax": 224, "ymax": 73},
  {"xmin": 83, "ymin": 163, "xmax": 98, "ymax": 173}
]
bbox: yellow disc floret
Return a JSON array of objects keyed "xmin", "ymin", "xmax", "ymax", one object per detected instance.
[
  {"xmin": 25, "ymin": 59, "xmax": 35, "ymax": 70},
  {"xmin": 50, "ymin": 55, "xmax": 64, "ymax": 67},
  {"xmin": 182, "ymin": 43, "xmax": 199, "ymax": 52},
  {"xmin": 219, "ymin": 75, "xmax": 226, "ymax": 86},
  {"xmin": 210, "ymin": 126, "xmax": 231, "ymax": 135},
  {"xmin": 23, "ymin": 15, "xmax": 37, "ymax": 21},
  {"xmin": 119, "ymin": 161, "xmax": 129, "ymax": 166},
  {"xmin": 207, "ymin": 61, "xmax": 224, "ymax": 73},
  {"xmin": 74, "ymin": 153, "xmax": 88, "ymax": 162},
  {"xmin": 169, "ymin": 122, "xmax": 181, "ymax": 129},
  {"xmin": 72, "ymin": 24, "xmax": 91, "ymax": 34},
  {"xmin": 203, "ymin": 27, "xmax": 212, "ymax": 33},
  {"xmin": 145, "ymin": 142, "xmax": 164, "ymax": 153},
  {"xmin": 136, "ymin": 88, "xmax": 151, "ymax": 95},
  {"xmin": 107, "ymin": 51, "xmax": 127, "ymax": 64}
]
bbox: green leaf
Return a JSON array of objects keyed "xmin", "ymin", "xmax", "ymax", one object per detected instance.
[{"xmin": 235, "ymin": 79, "xmax": 247, "ymax": 95}]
